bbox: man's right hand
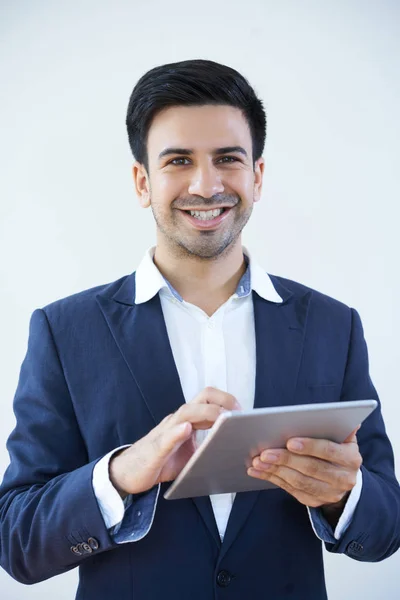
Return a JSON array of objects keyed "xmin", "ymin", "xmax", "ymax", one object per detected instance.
[{"xmin": 109, "ymin": 387, "xmax": 241, "ymax": 497}]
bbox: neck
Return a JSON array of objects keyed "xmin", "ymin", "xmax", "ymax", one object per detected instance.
[{"xmin": 153, "ymin": 238, "xmax": 246, "ymax": 316}]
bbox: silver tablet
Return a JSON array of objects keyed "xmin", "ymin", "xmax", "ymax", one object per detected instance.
[{"xmin": 164, "ymin": 399, "xmax": 377, "ymax": 500}]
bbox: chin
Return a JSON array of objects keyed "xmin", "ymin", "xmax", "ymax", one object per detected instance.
[{"xmin": 176, "ymin": 238, "xmax": 237, "ymax": 260}]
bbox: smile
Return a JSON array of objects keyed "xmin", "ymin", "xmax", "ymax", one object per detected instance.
[
  {"xmin": 179, "ymin": 207, "xmax": 233, "ymax": 230},
  {"xmin": 186, "ymin": 208, "xmax": 226, "ymax": 221}
]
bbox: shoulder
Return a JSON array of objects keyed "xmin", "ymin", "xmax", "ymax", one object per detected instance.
[
  {"xmin": 39, "ymin": 272, "xmax": 134, "ymax": 323},
  {"xmin": 269, "ymin": 273, "xmax": 352, "ymax": 318}
]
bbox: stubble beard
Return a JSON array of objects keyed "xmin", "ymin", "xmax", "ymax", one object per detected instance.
[{"xmin": 151, "ymin": 197, "xmax": 254, "ymax": 261}]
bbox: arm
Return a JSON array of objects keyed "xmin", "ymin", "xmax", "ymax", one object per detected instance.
[
  {"xmin": 249, "ymin": 308, "xmax": 400, "ymax": 561},
  {"xmin": 323, "ymin": 308, "xmax": 400, "ymax": 560},
  {"xmin": 0, "ymin": 312, "xmax": 236, "ymax": 583},
  {"xmin": 0, "ymin": 309, "xmax": 118, "ymax": 584}
]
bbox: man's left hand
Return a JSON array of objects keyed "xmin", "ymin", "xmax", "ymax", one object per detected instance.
[{"xmin": 248, "ymin": 427, "xmax": 362, "ymax": 510}]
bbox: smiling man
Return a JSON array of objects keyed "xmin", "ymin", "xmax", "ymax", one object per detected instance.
[
  {"xmin": 140, "ymin": 105, "xmax": 258, "ymax": 258},
  {"xmin": 1, "ymin": 59, "xmax": 399, "ymax": 600},
  {"xmin": 133, "ymin": 103, "xmax": 261, "ymax": 315}
]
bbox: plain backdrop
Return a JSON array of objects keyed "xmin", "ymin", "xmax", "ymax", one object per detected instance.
[{"xmin": 0, "ymin": 1, "xmax": 399, "ymax": 598}]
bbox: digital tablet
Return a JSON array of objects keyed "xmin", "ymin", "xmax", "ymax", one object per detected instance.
[{"xmin": 164, "ymin": 399, "xmax": 377, "ymax": 500}]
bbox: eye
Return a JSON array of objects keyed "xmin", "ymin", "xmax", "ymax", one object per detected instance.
[
  {"xmin": 169, "ymin": 157, "xmax": 191, "ymax": 166},
  {"xmin": 217, "ymin": 156, "xmax": 239, "ymax": 164}
]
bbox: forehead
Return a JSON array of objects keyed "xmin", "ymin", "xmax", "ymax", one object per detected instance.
[{"xmin": 146, "ymin": 105, "xmax": 252, "ymax": 154}]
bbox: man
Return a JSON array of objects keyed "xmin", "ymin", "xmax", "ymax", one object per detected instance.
[{"xmin": 0, "ymin": 59, "xmax": 399, "ymax": 600}]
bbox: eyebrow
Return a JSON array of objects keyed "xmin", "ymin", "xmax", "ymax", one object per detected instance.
[{"xmin": 158, "ymin": 146, "xmax": 248, "ymax": 160}]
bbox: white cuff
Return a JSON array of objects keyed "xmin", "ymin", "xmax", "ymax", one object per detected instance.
[
  {"xmin": 92, "ymin": 445, "xmax": 131, "ymax": 530},
  {"xmin": 333, "ymin": 467, "xmax": 363, "ymax": 540}
]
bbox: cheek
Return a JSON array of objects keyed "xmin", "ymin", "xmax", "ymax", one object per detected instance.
[
  {"xmin": 227, "ymin": 171, "xmax": 254, "ymax": 199},
  {"xmin": 154, "ymin": 174, "xmax": 187, "ymax": 201}
]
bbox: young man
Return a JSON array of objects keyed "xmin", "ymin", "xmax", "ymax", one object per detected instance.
[{"xmin": 0, "ymin": 59, "xmax": 399, "ymax": 600}]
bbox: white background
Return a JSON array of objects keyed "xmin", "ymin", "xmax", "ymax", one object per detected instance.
[{"xmin": 0, "ymin": 1, "xmax": 399, "ymax": 598}]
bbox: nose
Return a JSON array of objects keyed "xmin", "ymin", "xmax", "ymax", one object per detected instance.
[{"xmin": 187, "ymin": 162, "xmax": 225, "ymax": 198}]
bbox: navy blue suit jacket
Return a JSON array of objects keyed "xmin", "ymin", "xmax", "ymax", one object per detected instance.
[{"xmin": 1, "ymin": 271, "xmax": 399, "ymax": 600}]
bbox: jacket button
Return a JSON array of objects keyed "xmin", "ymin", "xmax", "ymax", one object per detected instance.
[
  {"xmin": 81, "ymin": 543, "xmax": 93, "ymax": 554},
  {"xmin": 71, "ymin": 545, "xmax": 82, "ymax": 556},
  {"xmin": 88, "ymin": 537, "xmax": 99, "ymax": 551},
  {"xmin": 217, "ymin": 570, "xmax": 232, "ymax": 587}
]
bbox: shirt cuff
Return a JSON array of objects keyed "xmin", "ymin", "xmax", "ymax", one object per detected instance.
[
  {"xmin": 92, "ymin": 445, "xmax": 132, "ymax": 529},
  {"xmin": 307, "ymin": 468, "xmax": 363, "ymax": 543},
  {"xmin": 112, "ymin": 484, "xmax": 160, "ymax": 544}
]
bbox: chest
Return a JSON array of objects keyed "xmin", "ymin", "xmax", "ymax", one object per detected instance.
[{"xmin": 160, "ymin": 293, "xmax": 256, "ymax": 410}]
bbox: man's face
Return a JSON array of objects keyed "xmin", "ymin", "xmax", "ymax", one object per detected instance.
[{"xmin": 134, "ymin": 104, "xmax": 264, "ymax": 259}]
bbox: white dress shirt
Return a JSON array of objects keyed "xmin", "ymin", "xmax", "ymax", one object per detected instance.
[{"xmin": 93, "ymin": 246, "xmax": 362, "ymax": 541}]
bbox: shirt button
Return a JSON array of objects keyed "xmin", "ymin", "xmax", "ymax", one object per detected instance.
[
  {"xmin": 216, "ymin": 570, "xmax": 232, "ymax": 587},
  {"xmin": 207, "ymin": 320, "xmax": 215, "ymax": 329}
]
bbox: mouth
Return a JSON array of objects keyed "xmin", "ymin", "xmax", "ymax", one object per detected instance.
[{"xmin": 178, "ymin": 207, "xmax": 233, "ymax": 229}]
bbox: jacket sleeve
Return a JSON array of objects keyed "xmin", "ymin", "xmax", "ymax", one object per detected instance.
[
  {"xmin": 0, "ymin": 309, "xmax": 118, "ymax": 584},
  {"xmin": 324, "ymin": 308, "xmax": 400, "ymax": 561}
]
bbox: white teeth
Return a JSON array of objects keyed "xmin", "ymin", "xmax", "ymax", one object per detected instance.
[{"xmin": 189, "ymin": 208, "xmax": 223, "ymax": 220}]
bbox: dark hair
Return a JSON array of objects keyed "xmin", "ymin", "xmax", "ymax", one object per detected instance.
[{"xmin": 126, "ymin": 59, "xmax": 266, "ymax": 170}]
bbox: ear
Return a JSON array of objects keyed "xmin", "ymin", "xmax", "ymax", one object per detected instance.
[
  {"xmin": 253, "ymin": 157, "xmax": 265, "ymax": 203},
  {"xmin": 132, "ymin": 161, "xmax": 151, "ymax": 208}
]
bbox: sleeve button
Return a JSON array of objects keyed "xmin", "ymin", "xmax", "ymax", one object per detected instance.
[
  {"xmin": 87, "ymin": 537, "xmax": 99, "ymax": 551},
  {"xmin": 348, "ymin": 541, "xmax": 364, "ymax": 553},
  {"xmin": 71, "ymin": 545, "xmax": 82, "ymax": 556}
]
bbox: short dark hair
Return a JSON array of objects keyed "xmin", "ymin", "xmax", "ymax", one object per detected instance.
[{"xmin": 126, "ymin": 59, "xmax": 266, "ymax": 170}]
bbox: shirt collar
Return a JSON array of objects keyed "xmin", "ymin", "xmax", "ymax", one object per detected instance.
[{"xmin": 134, "ymin": 246, "xmax": 282, "ymax": 305}]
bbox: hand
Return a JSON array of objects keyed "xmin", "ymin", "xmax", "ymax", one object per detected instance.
[
  {"xmin": 248, "ymin": 427, "xmax": 362, "ymax": 511},
  {"xmin": 109, "ymin": 387, "xmax": 241, "ymax": 497}
]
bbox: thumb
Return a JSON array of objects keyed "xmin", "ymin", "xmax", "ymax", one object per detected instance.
[{"xmin": 344, "ymin": 424, "xmax": 361, "ymax": 444}]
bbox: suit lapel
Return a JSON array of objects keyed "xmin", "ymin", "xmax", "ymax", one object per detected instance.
[
  {"xmin": 220, "ymin": 283, "xmax": 312, "ymax": 559},
  {"xmin": 96, "ymin": 272, "xmax": 221, "ymax": 547},
  {"xmin": 96, "ymin": 282, "xmax": 184, "ymax": 424}
]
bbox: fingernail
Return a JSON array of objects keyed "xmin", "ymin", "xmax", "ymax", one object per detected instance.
[
  {"xmin": 248, "ymin": 468, "xmax": 261, "ymax": 477},
  {"xmin": 261, "ymin": 452, "xmax": 278, "ymax": 463},
  {"xmin": 288, "ymin": 440, "xmax": 303, "ymax": 451}
]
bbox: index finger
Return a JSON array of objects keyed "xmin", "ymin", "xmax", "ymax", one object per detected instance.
[
  {"xmin": 286, "ymin": 435, "xmax": 362, "ymax": 469},
  {"xmin": 169, "ymin": 402, "xmax": 225, "ymax": 430},
  {"xmin": 191, "ymin": 387, "xmax": 242, "ymax": 411}
]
